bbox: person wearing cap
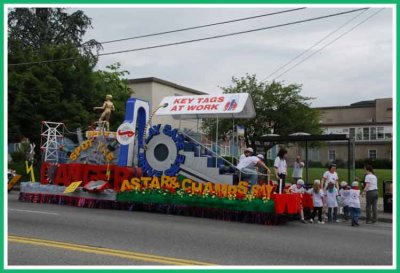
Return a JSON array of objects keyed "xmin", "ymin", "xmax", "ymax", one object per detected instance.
[
  {"xmin": 274, "ymin": 148, "xmax": 288, "ymax": 193},
  {"xmin": 289, "ymin": 179, "xmax": 306, "ymax": 223},
  {"xmin": 349, "ymin": 181, "xmax": 361, "ymax": 227},
  {"xmin": 307, "ymin": 179, "xmax": 325, "ymax": 224},
  {"xmin": 239, "ymin": 147, "xmax": 253, "ymax": 163},
  {"xmin": 289, "ymin": 179, "xmax": 306, "ymax": 194},
  {"xmin": 339, "ymin": 181, "xmax": 351, "ymax": 221},
  {"xmin": 321, "ymin": 164, "xmax": 339, "ymax": 190},
  {"xmin": 237, "ymin": 153, "xmax": 271, "ymax": 187}
]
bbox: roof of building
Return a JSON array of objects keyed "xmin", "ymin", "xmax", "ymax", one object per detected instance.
[
  {"xmin": 315, "ymin": 98, "xmax": 391, "ymax": 110},
  {"xmin": 350, "ymin": 100, "xmax": 376, "ymax": 107},
  {"xmin": 128, "ymin": 77, "xmax": 208, "ymax": 95}
]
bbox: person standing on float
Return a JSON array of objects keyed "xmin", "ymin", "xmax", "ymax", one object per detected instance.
[{"xmin": 274, "ymin": 148, "xmax": 288, "ymax": 193}]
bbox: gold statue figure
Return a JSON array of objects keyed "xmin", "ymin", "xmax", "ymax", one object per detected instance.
[{"xmin": 93, "ymin": 94, "xmax": 115, "ymax": 131}]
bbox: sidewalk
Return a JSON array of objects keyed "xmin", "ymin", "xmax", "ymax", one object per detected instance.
[{"xmin": 358, "ymin": 197, "xmax": 393, "ymax": 223}]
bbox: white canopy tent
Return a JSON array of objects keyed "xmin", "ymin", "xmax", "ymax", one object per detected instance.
[
  {"xmin": 155, "ymin": 93, "xmax": 256, "ymax": 156},
  {"xmin": 155, "ymin": 93, "xmax": 256, "ymax": 119}
]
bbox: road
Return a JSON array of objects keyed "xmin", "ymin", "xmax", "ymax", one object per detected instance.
[{"xmin": 7, "ymin": 191, "xmax": 393, "ymax": 266}]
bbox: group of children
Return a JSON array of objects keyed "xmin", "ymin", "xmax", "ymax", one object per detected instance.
[{"xmin": 289, "ymin": 179, "xmax": 361, "ymax": 227}]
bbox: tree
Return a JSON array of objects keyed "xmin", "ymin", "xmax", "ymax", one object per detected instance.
[
  {"xmin": 8, "ymin": 8, "xmax": 131, "ymax": 156},
  {"xmin": 202, "ymin": 74, "xmax": 322, "ymax": 151}
]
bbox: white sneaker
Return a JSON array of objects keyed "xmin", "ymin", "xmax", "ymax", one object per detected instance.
[
  {"xmin": 336, "ymin": 220, "xmax": 341, "ymax": 223},
  {"xmin": 318, "ymin": 221, "xmax": 325, "ymax": 224},
  {"xmin": 309, "ymin": 219, "xmax": 314, "ymax": 223}
]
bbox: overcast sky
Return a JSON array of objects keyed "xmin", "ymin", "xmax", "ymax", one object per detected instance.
[{"xmin": 75, "ymin": 6, "xmax": 393, "ymax": 107}]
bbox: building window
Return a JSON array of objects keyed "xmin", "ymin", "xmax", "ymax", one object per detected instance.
[
  {"xmin": 356, "ymin": 128, "xmax": 362, "ymax": 141},
  {"xmin": 368, "ymin": 149, "xmax": 377, "ymax": 160},
  {"xmin": 349, "ymin": 128, "xmax": 355, "ymax": 138},
  {"xmin": 310, "ymin": 148, "xmax": 320, "ymax": 161},
  {"xmin": 377, "ymin": 127, "xmax": 384, "ymax": 139},
  {"xmin": 370, "ymin": 127, "xmax": 377, "ymax": 140},
  {"xmin": 328, "ymin": 150, "xmax": 336, "ymax": 162},
  {"xmin": 363, "ymin": 127, "xmax": 369, "ymax": 141}
]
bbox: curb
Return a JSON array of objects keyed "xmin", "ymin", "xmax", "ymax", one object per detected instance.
[{"xmin": 359, "ymin": 214, "xmax": 392, "ymax": 224}]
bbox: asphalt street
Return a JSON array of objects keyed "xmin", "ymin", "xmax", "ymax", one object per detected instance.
[{"xmin": 7, "ymin": 191, "xmax": 393, "ymax": 266}]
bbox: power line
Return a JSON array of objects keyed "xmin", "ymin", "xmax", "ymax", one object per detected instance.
[
  {"xmin": 94, "ymin": 7, "xmax": 307, "ymax": 45},
  {"xmin": 271, "ymin": 8, "xmax": 384, "ymax": 80},
  {"xmin": 9, "ymin": 8, "xmax": 368, "ymax": 66},
  {"xmin": 263, "ymin": 7, "xmax": 369, "ymax": 81}
]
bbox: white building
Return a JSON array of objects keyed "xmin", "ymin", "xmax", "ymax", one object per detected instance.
[{"xmin": 128, "ymin": 77, "xmax": 208, "ymax": 133}]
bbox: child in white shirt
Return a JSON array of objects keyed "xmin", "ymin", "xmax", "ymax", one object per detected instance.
[
  {"xmin": 325, "ymin": 180, "xmax": 339, "ymax": 223},
  {"xmin": 308, "ymin": 180, "xmax": 325, "ymax": 224},
  {"xmin": 349, "ymin": 181, "xmax": 361, "ymax": 227},
  {"xmin": 289, "ymin": 179, "xmax": 306, "ymax": 223},
  {"xmin": 339, "ymin": 181, "xmax": 350, "ymax": 221}
]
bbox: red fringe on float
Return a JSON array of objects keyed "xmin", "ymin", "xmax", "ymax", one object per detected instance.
[{"xmin": 18, "ymin": 192, "xmax": 287, "ymax": 225}]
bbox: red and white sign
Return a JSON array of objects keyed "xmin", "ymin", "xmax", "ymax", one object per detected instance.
[
  {"xmin": 116, "ymin": 123, "xmax": 135, "ymax": 145},
  {"xmin": 155, "ymin": 93, "xmax": 255, "ymax": 119}
]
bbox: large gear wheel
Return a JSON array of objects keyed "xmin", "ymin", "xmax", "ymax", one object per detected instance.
[{"xmin": 138, "ymin": 124, "xmax": 185, "ymax": 177}]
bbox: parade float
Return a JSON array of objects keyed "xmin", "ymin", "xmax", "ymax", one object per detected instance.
[{"xmin": 18, "ymin": 93, "xmax": 307, "ymax": 225}]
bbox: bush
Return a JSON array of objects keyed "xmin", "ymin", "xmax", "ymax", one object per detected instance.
[
  {"xmin": 355, "ymin": 158, "xmax": 392, "ymax": 169},
  {"xmin": 307, "ymin": 161, "xmax": 323, "ymax": 168},
  {"xmin": 324, "ymin": 159, "xmax": 346, "ymax": 169}
]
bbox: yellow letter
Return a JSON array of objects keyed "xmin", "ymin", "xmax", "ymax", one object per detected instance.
[
  {"xmin": 161, "ymin": 176, "xmax": 170, "ymax": 188},
  {"xmin": 149, "ymin": 176, "xmax": 161, "ymax": 189},
  {"xmin": 204, "ymin": 182, "xmax": 214, "ymax": 193},
  {"xmin": 215, "ymin": 184, "xmax": 228, "ymax": 197},
  {"xmin": 264, "ymin": 184, "xmax": 275, "ymax": 200},
  {"xmin": 182, "ymin": 179, "xmax": 192, "ymax": 191},
  {"xmin": 238, "ymin": 181, "xmax": 249, "ymax": 195},
  {"xmin": 130, "ymin": 177, "xmax": 141, "ymax": 190},
  {"xmin": 191, "ymin": 182, "xmax": 203, "ymax": 193},
  {"xmin": 81, "ymin": 140, "xmax": 88, "ymax": 151},
  {"xmin": 120, "ymin": 180, "xmax": 132, "ymax": 192},
  {"xmin": 251, "ymin": 185, "xmax": 261, "ymax": 196},
  {"xmin": 170, "ymin": 177, "xmax": 180, "ymax": 189},
  {"xmin": 141, "ymin": 177, "xmax": 151, "ymax": 189},
  {"xmin": 228, "ymin": 185, "xmax": 238, "ymax": 195},
  {"xmin": 69, "ymin": 152, "xmax": 78, "ymax": 161},
  {"xmin": 106, "ymin": 152, "xmax": 113, "ymax": 162}
]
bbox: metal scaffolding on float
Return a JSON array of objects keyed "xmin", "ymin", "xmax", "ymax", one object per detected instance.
[{"xmin": 40, "ymin": 121, "xmax": 64, "ymax": 163}]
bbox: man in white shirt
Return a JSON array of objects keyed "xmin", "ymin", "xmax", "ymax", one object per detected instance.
[{"xmin": 237, "ymin": 154, "xmax": 271, "ymax": 186}]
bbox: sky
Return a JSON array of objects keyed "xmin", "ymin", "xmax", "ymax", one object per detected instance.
[{"xmin": 75, "ymin": 5, "xmax": 394, "ymax": 107}]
